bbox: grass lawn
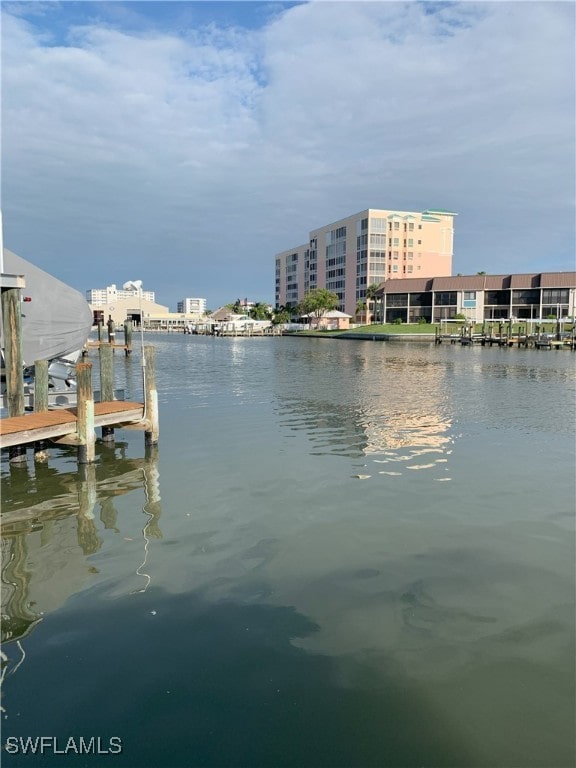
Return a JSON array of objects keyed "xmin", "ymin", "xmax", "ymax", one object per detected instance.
[
  {"xmin": 347, "ymin": 324, "xmax": 436, "ymax": 335},
  {"xmin": 288, "ymin": 321, "xmax": 572, "ymax": 338}
]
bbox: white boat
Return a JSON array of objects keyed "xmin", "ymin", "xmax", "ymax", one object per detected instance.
[{"xmin": 214, "ymin": 314, "xmax": 272, "ymax": 335}]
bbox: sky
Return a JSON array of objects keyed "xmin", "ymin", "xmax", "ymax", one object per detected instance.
[{"xmin": 2, "ymin": 0, "xmax": 575, "ymax": 311}]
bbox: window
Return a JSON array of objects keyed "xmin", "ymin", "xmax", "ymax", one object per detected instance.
[
  {"xmin": 393, "ymin": 238, "xmax": 399, "ymax": 246},
  {"xmin": 409, "ymin": 223, "xmax": 414, "ymax": 231},
  {"xmin": 407, "ymin": 265, "xmax": 413, "ymax": 273},
  {"xmin": 392, "ymin": 265, "xmax": 399, "ymax": 272},
  {"xmin": 394, "ymin": 221, "xmax": 400, "ymax": 230},
  {"xmin": 542, "ymin": 288, "xmax": 569, "ymax": 304},
  {"xmin": 386, "ymin": 293, "xmax": 408, "ymax": 307},
  {"xmin": 370, "ymin": 233, "xmax": 387, "ymax": 247},
  {"xmin": 393, "ymin": 251, "xmax": 399, "ymax": 259},
  {"xmin": 371, "ymin": 217, "xmax": 386, "ymax": 233},
  {"xmin": 511, "ymin": 289, "xmax": 538, "ymax": 305},
  {"xmin": 411, "ymin": 292, "xmax": 432, "ymax": 307},
  {"xmin": 486, "ymin": 290, "xmax": 509, "ymax": 306},
  {"xmin": 435, "ymin": 291, "xmax": 457, "ymax": 306},
  {"xmin": 418, "ymin": 224, "xmax": 422, "ymax": 230},
  {"xmin": 417, "ymin": 240, "xmax": 422, "ymax": 245},
  {"xmin": 464, "ymin": 291, "xmax": 476, "ymax": 300},
  {"xmin": 407, "ymin": 239, "xmax": 413, "ymax": 247},
  {"xmin": 407, "ymin": 252, "xmax": 413, "ymax": 259}
]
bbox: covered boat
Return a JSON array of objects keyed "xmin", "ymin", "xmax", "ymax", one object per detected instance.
[{"xmin": 1, "ymin": 248, "xmax": 93, "ymax": 366}]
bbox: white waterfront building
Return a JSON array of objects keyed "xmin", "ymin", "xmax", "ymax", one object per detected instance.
[
  {"xmin": 86, "ymin": 283, "xmax": 156, "ymax": 306},
  {"xmin": 177, "ymin": 297, "xmax": 207, "ymax": 314}
]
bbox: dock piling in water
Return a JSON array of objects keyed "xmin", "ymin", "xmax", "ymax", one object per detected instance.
[
  {"xmin": 124, "ymin": 320, "xmax": 133, "ymax": 356},
  {"xmin": 99, "ymin": 343, "xmax": 115, "ymax": 443},
  {"xmin": 76, "ymin": 362, "xmax": 96, "ymax": 464},
  {"xmin": 33, "ymin": 359, "xmax": 49, "ymax": 462},
  {"xmin": 144, "ymin": 345, "xmax": 159, "ymax": 446},
  {"xmin": 2, "ymin": 284, "xmax": 26, "ymax": 463}
]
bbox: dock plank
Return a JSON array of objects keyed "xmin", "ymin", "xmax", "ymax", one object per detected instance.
[{"xmin": 0, "ymin": 401, "xmax": 145, "ymax": 448}]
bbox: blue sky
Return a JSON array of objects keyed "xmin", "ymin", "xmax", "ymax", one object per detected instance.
[{"xmin": 2, "ymin": 1, "xmax": 574, "ymax": 310}]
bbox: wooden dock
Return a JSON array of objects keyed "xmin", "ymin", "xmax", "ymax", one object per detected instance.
[
  {"xmin": 0, "ymin": 400, "xmax": 145, "ymax": 449},
  {"xmin": 434, "ymin": 325, "xmax": 575, "ymax": 350},
  {"xmin": 1, "ymin": 277, "xmax": 159, "ymax": 467}
]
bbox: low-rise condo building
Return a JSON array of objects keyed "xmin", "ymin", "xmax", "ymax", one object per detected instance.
[
  {"xmin": 373, "ymin": 272, "xmax": 576, "ymax": 324},
  {"xmin": 275, "ymin": 208, "xmax": 456, "ymax": 316}
]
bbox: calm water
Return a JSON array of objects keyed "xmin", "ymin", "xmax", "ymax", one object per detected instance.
[{"xmin": 1, "ymin": 336, "xmax": 575, "ymax": 768}]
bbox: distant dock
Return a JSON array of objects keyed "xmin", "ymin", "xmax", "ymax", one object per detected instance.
[{"xmin": 434, "ymin": 324, "xmax": 576, "ymax": 350}]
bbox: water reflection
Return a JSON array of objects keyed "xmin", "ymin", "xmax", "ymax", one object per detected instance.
[
  {"xmin": 274, "ymin": 343, "xmax": 453, "ymax": 461},
  {"xmin": 1, "ymin": 444, "xmax": 163, "ymax": 653},
  {"xmin": 2, "ymin": 584, "xmax": 479, "ymax": 768},
  {"xmin": 1, "ymin": 338, "xmax": 573, "ymax": 767}
]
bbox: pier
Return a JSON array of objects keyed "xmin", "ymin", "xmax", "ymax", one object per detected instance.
[
  {"xmin": 1, "ymin": 273, "xmax": 159, "ymax": 465},
  {"xmin": 434, "ymin": 320, "xmax": 576, "ymax": 350}
]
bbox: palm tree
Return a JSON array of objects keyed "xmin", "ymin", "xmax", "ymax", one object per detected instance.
[
  {"xmin": 365, "ymin": 283, "xmax": 380, "ymax": 324},
  {"xmin": 356, "ymin": 299, "xmax": 366, "ymax": 324}
]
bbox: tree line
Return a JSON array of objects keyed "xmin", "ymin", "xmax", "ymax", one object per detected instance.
[{"xmin": 225, "ymin": 284, "xmax": 382, "ymax": 326}]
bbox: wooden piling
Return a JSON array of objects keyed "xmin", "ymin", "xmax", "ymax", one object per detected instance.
[
  {"xmin": 33, "ymin": 359, "xmax": 49, "ymax": 461},
  {"xmin": 99, "ymin": 343, "xmax": 115, "ymax": 442},
  {"xmin": 107, "ymin": 316, "xmax": 116, "ymax": 345},
  {"xmin": 77, "ymin": 464, "xmax": 100, "ymax": 554},
  {"xmin": 2, "ymin": 285, "xmax": 26, "ymax": 464},
  {"xmin": 76, "ymin": 362, "xmax": 96, "ymax": 464},
  {"xmin": 124, "ymin": 320, "xmax": 133, "ymax": 356},
  {"xmin": 144, "ymin": 345, "xmax": 159, "ymax": 446}
]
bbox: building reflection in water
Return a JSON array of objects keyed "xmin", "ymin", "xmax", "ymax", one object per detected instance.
[
  {"xmin": 0, "ymin": 443, "xmax": 163, "ymax": 674},
  {"xmin": 274, "ymin": 345, "xmax": 453, "ymax": 459}
]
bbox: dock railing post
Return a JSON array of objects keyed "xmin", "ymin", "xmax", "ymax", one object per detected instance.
[
  {"xmin": 33, "ymin": 359, "xmax": 49, "ymax": 462},
  {"xmin": 144, "ymin": 345, "xmax": 159, "ymax": 446},
  {"xmin": 99, "ymin": 342, "xmax": 115, "ymax": 443},
  {"xmin": 76, "ymin": 362, "xmax": 96, "ymax": 464}
]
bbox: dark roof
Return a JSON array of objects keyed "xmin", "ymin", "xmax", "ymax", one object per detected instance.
[{"xmin": 376, "ymin": 272, "xmax": 576, "ymax": 295}]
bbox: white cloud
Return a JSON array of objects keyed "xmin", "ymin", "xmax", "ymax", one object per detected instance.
[{"xmin": 2, "ymin": 2, "xmax": 574, "ymax": 307}]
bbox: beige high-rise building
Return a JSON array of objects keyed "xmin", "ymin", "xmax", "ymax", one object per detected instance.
[{"xmin": 275, "ymin": 208, "xmax": 456, "ymax": 316}]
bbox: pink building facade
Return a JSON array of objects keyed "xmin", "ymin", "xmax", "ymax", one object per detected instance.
[{"xmin": 275, "ymin": 208, "xmax": 456, "ymax": 316}]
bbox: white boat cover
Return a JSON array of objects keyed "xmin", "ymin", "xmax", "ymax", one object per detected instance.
[{"xmin": 2, "ymin": 248, "xmax": 93, "ymax": 365}]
